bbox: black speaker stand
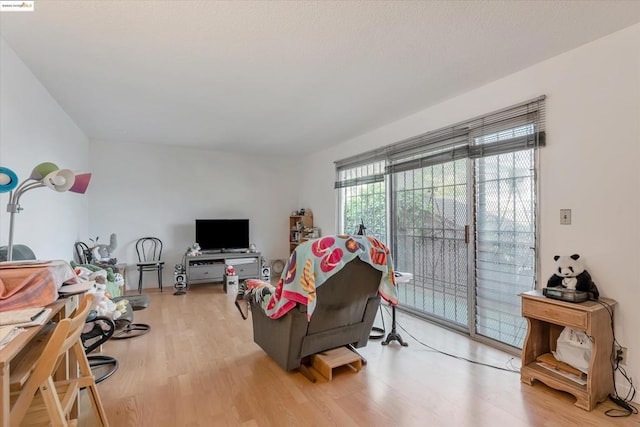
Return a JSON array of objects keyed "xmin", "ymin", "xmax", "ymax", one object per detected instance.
[{"xmin": 382, "ymin": 305, "xmax": 408, "ymax": 347}]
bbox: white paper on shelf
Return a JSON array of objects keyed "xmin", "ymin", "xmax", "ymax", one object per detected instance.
[{"xmin": 536, "ymin": 362, "xmax": 587, "ymax": 385}]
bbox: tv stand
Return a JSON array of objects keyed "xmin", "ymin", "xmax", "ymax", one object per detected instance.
[{"xmin": 185, "ymin": 252, "xmax": 261, "ymax": 286}]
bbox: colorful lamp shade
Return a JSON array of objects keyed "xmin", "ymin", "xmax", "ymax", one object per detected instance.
[
  {"xmin": 0, "ymin": 167, "xmax": 18, "ymax": 193},
  {"xmin": 29, "ymin": 162, "xmax": 60, "ymax": 180},
  {"xmin": 69, "ymin": 172, "xmax": 92, "ymax": 194},
  {"xmin": 43, "ymin": 169, "xmax": 75, "ymax": 192}
]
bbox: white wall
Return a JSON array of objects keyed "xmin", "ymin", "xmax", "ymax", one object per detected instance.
[
  {"xmin": 0, "ymin": 32, "xmax": 303, "ymax": 289},
  {"xmin": 89, "ymin": 140, "xmax": 300, "ymax": 290},
  {"xmin": 301, "ymin": 24, "xmax": 640, "ymax": 395},
  {"xmin": 0, "ymin": 37, "xmax": 89, "ymax": 260}
]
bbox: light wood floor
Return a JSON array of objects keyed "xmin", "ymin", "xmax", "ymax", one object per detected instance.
[{"xmin": 80, "ymin": 285, "xmax": 638, "ymax": 427}]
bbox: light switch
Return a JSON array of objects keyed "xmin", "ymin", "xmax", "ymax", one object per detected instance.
[{"xmin": 560, "ymin": 209, "xmax": 571, "ymax": 225}]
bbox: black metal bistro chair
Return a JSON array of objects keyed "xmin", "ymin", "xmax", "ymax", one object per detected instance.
[
  {"xmin": 74, "ymin": 241, "xmax": 93, "ymax": 264},
  {"xmin": 135, "ymin": 237, "xmax": 165, "ymax": 293}
]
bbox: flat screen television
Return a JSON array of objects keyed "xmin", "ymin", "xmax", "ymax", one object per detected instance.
[{"xmin": 195, "ymin": 219, "xmax": 249, "ymax": 251}]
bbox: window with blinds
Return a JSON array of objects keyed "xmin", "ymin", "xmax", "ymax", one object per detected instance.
[
  {"xmin": 335, "ymin": 96, "xmax": 545, "ymax": 349},
  {"xmin": 335, "ymin": 159, "xmax": 387, "ymax": 243}
]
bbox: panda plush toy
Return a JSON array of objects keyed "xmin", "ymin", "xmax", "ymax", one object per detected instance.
[{"xmin": 546, "ymin": 254, "xmax": 599, "ymax": 299}]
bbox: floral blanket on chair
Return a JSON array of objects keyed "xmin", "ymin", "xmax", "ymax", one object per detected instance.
[{"xmin": 243, "ymin": 235, "xmax": 398, "ymax": 320}]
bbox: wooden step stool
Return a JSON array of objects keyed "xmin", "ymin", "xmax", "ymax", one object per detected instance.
[{"xmin": 311, "ymin": 347, "xmax": 362, "ymax": 381}]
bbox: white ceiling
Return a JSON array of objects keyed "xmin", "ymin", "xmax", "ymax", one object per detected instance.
[{"xmin": 2, "ymin": 1, "xmax": 640, "ymax": 156}]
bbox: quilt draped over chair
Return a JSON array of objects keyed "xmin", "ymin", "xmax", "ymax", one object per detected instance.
[{"xmin": 243, "ymin": 234, "xmax": 398, "ymax": 371}]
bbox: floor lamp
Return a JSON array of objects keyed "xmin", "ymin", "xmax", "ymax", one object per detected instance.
[{"xmin": 0, "ymin": 163, "xmax": 91, "ymax": 261}]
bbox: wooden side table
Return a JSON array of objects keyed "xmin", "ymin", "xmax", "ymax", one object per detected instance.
[{"xmin": 519, "ymin": 290, "xmax": 616, "ymax": 411}]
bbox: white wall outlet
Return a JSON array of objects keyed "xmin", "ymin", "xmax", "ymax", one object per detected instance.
[
  {"xmin": 560, "ymin": 209, "xmax": 572, "ymax": 225},
  {"xmin": 616, "ymin": 345, "xmax": 628, "ymax": 365}
]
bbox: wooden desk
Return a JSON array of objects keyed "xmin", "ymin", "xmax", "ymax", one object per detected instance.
[
  {"xmin": 520, "ymin": 290, "xmax": 616, "ymax": 411},
  {"xmin": 0, "ymin": 295, "xmax": 78, "ymax": 427}
]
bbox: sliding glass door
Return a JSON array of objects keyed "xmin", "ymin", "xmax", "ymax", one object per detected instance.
[
  {"xmin": 392, "ymin": 159, "xmax": 469, "ymax": 328},
  {"xmin": 391, "ymin": 149, "xmax": 535, "ymax": 345},
  {"xmin": 338, "ymin": 151, "xmax": 537, "ymax": 347},
  {"xmin": 336, "ymin": 97, "xmax": 544, "ymax": 349}
]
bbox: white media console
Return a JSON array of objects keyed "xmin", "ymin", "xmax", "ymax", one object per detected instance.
[{"xmin": 185, "ymin": 252, "xmax": 261, "ymax": 286}]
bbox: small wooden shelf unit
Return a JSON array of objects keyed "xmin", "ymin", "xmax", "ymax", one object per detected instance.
[
  {"xmin": 289, "ymin": 211, "xmax": 314, "ymax": 254},
  {"xmin": 519, "ymin": 290, "xmax": 616, "ymax": 411}
]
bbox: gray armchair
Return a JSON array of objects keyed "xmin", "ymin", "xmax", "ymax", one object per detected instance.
[{"xmin": 250, "ymin": 258, "xmax": 382, "ymax": 371}]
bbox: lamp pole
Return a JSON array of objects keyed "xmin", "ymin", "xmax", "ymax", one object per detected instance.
[
  {"xmin": 5, "ymin": 181, "xmax": 44, "ymax": 261},
  {"xmin": 6, "ymin": 203, "xmax": 19, "ymax": 262}
]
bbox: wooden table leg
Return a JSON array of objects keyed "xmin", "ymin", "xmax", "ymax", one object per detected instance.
[{"xmin": 1, "ymin": 363, "xmax": 10, "ymax": 427}]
